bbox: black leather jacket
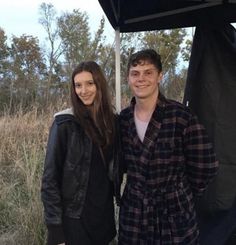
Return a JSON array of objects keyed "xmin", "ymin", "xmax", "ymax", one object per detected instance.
[{"xmin": 41, "ymin": 109, "xmax": 123, "ymax": 227}]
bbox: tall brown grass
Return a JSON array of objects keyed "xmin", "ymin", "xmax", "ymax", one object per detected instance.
[{"xmin": 0, "ymin": 106, "xmax": 55, "ymax": 245}]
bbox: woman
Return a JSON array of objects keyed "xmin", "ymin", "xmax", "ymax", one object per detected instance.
[{"xmin": 41, "ymin": 61, "xmax": 117, "ymax": 245}]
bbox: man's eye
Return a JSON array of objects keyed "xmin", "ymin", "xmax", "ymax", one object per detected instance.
[{"xmin": 145, "ymin": 71, "xmax": 152, "ymax": 76}]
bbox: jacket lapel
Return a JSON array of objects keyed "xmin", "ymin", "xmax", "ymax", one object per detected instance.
[{"xmin": 143, "ymin": 99, "xmax": 165, "ymax": 150}]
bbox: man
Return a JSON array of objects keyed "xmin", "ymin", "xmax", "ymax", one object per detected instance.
[{"xmin": 118, "ymin": 49, "xmax": 218, "ymax": 244}]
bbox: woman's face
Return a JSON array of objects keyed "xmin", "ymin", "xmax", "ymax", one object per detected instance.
[{"xmin": 74, "ymin": 71, "xmax": 97, "ymax": 106}]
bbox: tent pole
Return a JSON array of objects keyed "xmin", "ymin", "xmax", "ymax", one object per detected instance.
[{"xmin": 115, "ymin": 29, "xmax": 121, "ymax": 113}]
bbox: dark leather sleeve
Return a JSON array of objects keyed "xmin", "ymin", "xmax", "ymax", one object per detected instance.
[{"xmin": 41, "ymin": 120, "xmax": 68, "ymax": 226}]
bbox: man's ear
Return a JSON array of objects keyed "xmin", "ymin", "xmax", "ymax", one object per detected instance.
[{"xmin": 157, "ymin": 72, "xmax": 163, "ymax": 84}]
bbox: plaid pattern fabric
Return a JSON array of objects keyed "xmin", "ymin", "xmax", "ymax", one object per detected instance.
[{"xmin": 118, "ymin": 96, "xmax": 218, "ymax": 245}]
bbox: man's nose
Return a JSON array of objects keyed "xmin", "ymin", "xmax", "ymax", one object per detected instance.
[{"xmin": 138, "ymin": 72, "xmax": 145, "ymax": 81}]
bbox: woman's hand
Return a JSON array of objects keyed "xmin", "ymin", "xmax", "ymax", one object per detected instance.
[{"xmin": 58, "ymin": 243, "xmax": 65, "ymax": 245}]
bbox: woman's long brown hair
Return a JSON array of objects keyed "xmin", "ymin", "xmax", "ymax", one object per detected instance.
[{"xmin": 71, "ymin": 61, "xmax": 115, "ymax": 148}]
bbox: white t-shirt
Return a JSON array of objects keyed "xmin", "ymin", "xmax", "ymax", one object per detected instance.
[{"xmin": 134, "ymin": 111, "xmax": 149, "ymax": 142}]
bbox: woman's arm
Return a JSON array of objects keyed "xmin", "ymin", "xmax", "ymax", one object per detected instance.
[{"xmin": 41, "ymin": 120, "xmax": 68, "ymax": 245}]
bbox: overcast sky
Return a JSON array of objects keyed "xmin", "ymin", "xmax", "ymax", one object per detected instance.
[
  {"xmin": 0, "ymin": 0, "xmax": 115, "ymax": 44},
  {"xmin": 1, "ymin": 1, "xmax": 235, "ymax": 46}
]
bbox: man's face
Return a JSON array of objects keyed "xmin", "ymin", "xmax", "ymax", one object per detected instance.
[{"xmin": 128, "ymin": 61, "xmax": 162, "ymax": 100}]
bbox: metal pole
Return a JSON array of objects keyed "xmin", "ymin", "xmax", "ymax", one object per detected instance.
[{"xmin": 115, "ymin": 29, "xmax": 121, "ymax": 113}]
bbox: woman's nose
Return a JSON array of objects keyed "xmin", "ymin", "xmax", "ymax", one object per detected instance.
[{"xmin": 81, "ymin": 85, "xmax": 87, "ymax": 94}]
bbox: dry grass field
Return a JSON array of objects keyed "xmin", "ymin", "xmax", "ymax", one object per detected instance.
[{"xmin": 0, "ymin": 107, "xmax": 53, "ymax": 245}]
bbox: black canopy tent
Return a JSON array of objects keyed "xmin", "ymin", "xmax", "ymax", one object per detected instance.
[
  {"xmin": 99, "ymin": 0, "xmax": 236, "ymax": 32},
  {"xmin": 98, "ymin": 0, "xmax": 236, "ymax": 243}
]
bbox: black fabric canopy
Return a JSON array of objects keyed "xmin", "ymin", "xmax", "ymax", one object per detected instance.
[{"xmin": 98, "ymin": 0, "xmax": 236, "ymax": 32}]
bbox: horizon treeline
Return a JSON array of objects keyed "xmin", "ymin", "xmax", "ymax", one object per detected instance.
[{"xmin": 0, "ymin": 2, "xmax": 193, "ymax": 115}]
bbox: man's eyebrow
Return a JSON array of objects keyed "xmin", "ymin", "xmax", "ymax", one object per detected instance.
[{"xmin": 130, "ymin": 68, "xmax": 156, "ymax": 72}]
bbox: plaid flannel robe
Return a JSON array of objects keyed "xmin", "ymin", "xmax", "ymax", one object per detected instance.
[{"xmin": 118, "ymin": 95, "xmax": 218, "ymax": 245}]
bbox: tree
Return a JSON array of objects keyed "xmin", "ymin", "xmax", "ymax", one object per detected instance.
[
  {"xmin": 58, "ymin": 9, "xmax": 91, "ymax": 74},
  {"xmin": 0, "ymin": 28, "xmax": 9, "ymax": 78},
  {"xmin": 88, "ymin": 16, "xmax": 106, "ymax": 62},
  {"xmin": 99, "ymin": 43, "xmax": 115, "ymax": 91},
  {"xmin": 9, "ymin": 35, "xmax": 46, "ymax": 109},
  {"xmin": 165, "ymin": 68, "xmax": 188, "ymax": 102},
  {"xmin": 39, "ymin": 2, "xmax": 64, "ymax": 104},
  {"xmin": 0, "ymin": 28, "xmax": 11, "ymax": 111}
]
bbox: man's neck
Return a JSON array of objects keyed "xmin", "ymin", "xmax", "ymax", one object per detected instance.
[{"xmin": 135, "ymin": 94, "xmax": 158, "ymax": 122}]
